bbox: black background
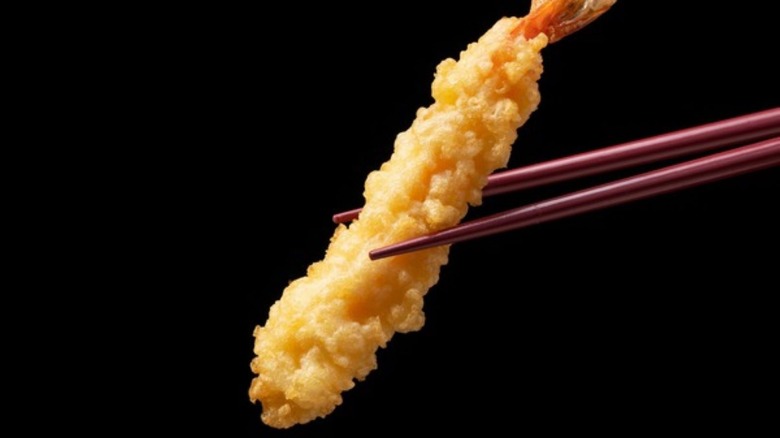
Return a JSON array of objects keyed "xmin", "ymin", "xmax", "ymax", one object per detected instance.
[{"xmin": 150, "ymin": 1, "xmax": 778, "ymax": 435}]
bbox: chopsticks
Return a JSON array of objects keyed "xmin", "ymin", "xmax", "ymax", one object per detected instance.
[
  {"xmin": 334, "ymin": 108, "xmax": 780, "ymax": 224},
  {"xmin": 364, "ymin": 108, "xmax": 780, "ymax": 260},
  {"xmin": 370, "ymin": 137, "xmax": 779, "ymax": 259}
]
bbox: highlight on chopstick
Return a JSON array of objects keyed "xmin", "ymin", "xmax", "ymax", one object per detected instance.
[
  {"xmin": 334, "ymin": 107, "xmax": 780, "ymax": 224},
  {"xmin": 370, "ymin": 135, "xmax": 780, "ymax": 260},
  {"xmin": 250, "ymin": 0, "xmax": 617, "ymax": 429}
]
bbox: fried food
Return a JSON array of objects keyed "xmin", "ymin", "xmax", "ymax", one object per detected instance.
[{"xmin": 250, "ymin": 1, "xmax": 616, "ymax": 428}]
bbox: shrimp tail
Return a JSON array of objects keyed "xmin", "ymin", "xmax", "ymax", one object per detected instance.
[{"xmin": 515, "ymin": 0, "xmax": 617, "ymax": 42}]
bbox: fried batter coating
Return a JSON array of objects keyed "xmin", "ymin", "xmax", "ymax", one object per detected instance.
[
  {"xmin": 250, "ymin": 18, "xmax": 547, "ymax": 428},
  {"xmin": 251, "ymin": 0, "xmax": 618, "ymax": 428}
]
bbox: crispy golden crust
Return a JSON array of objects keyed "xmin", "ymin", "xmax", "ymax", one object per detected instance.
[{"xmin": 250, "ymin": 18, "xmax": 547, "ymax": 428}]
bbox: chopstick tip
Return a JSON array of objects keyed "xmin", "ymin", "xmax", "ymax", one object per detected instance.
[{"xmin": 333, "ymin": 208, "xmax": 361, "ymax": 224}]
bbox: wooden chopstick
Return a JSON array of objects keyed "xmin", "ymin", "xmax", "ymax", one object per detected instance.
[
  {"xmin": 369, "ymin": 136, "xmax": 780, "ymax": 260},
  {"xmin": 334, "ymin": 107, "xmax": 780, "ymax": 224}
]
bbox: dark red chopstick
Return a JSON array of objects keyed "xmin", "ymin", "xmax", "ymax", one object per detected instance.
[
  {"xmin": 369, "ymin": 136, "xmax": 780, "ymax": 260},
  {"xmin": 335, "ymin": 107, "xmax": 780, "ymax": 224}
]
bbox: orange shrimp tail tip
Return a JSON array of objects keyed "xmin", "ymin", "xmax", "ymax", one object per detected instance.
[{"xmin": 513, "ymin": 0, "xmax": 617, "ymax": 42}]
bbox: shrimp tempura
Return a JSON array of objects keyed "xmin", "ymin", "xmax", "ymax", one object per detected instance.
[{"xmin": 251, "ymin": 1, "xmax": 616, "ymax": 428}]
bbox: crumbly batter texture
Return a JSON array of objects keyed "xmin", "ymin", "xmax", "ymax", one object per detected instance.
[{"xmin": 251, "ymin": 18, "xmax": 547, "ymax": 428}]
